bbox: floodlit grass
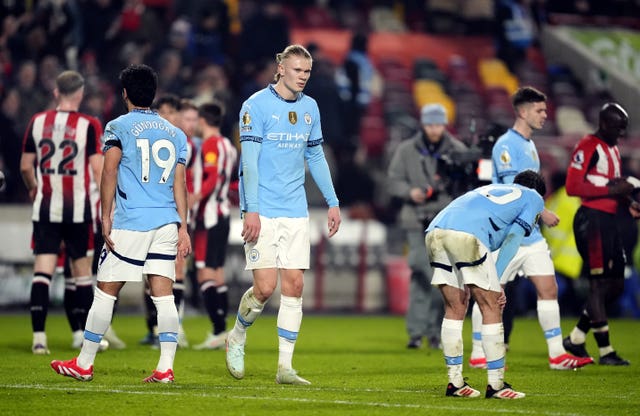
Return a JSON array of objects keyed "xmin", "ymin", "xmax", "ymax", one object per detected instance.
[{"xmin": 1, "ymin": 313, "xmax": 639, "ymax": 415}]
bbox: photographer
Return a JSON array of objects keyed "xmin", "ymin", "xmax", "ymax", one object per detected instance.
[{"xmin": 387, "ymin": 103, "xmax": 468, "ymax": 349}]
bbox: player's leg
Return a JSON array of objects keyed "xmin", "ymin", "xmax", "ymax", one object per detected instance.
[
  {"xmin": 141, "ymin": 281, "xmax": 159, "ymax": 345},
  {"xmin": 426, "ymin": 229, "xmax": 479, "ymax": 398},
  {"xmin": 146, "ymin": 274, "xmax": 178, "ymax": 382},
  {"xmin": 226, "ymin": 216, "xmax": 277, "ymax": 379},
  {"xmin": 469, "ymin": 301, "xmax": 486, "ymax": 368},
  {"xmin": 30, "ymin": 222, "xmax": 61, "ymax": 354},
  {"xmin": 273, "ymin": 217, "xmax": 311, "ymax": 385},
  {"xmin": 61, "ymin": 252, "xmax": 83, "ymax": 348},
  {"xmin": 275, "ymin": 268, "xmax": 310, "ymax": 385},
  {"xmin": 142, "ymin": 223, "xmax": 182, "ymax": 382},
  {"xmin": 50, "ymin": 280, "xmax": 123, "ymax": 382},
  {"xmin": 174, "ymin": 252, "xmax": 188, "ymax": 348},
  {"xmin": 440, "ymin": 284, "xmax": 478, "ymax": 397},
  {"xmin": 194, "ymin": 220, "xmax": 230, "ymax": 350}
]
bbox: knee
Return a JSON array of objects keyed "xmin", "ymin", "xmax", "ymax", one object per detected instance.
[{"xmin": 253, "ymin": 280, "xmax": 277, "ymax": 301}]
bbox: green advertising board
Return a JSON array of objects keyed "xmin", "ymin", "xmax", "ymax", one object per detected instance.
[{"xmin": 568, "ymin": 28, "xmax": 640, "ymax": 80}]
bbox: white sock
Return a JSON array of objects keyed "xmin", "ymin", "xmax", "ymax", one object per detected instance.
[
  {"xmin": 153, "ymin": 295, "xmax": 179, "ymax": 372},
  {"xmin": 537, "ymin": 299, "xmax": 564, "ymax": 357},
  {"xmin": 78, "ymin": 288, "xmax": 116, "ymax": 369},
  {"xmin": 277, "ymin": 295, "xmax": 303, "ymax": 369},
  {"xmin": 570, "ymin": 327, "xmax": 587, "ymax": 345},
  {"xmin": 441, "ymin": 318, "xmax": 464, "ymax": 387},
  {"xmin": 482, "ymin": 323, "xmax": 505, "ymax": 390},
  {"xmin": 230, "ymin": 287, "xmax": 265, "ymax": 344},
  {"xmin": 470, "ymin": 303, "xmax": 485, "ymax": 359}
]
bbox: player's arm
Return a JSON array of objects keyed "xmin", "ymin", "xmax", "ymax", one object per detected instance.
[
  {"xmin": 491, "ymin": 143, "xmax": 518, "ymax": 184},
  {"xmin": 240, "ymin": 139, "xmax": 261, "ymax": 242},
  {"xmin": 20, "ymin": 152, "xmax": 37, "ymax": 200},
  {"xmin": 173, "ymin": 162, "xmax": 191, "ymax": 258},
  {"xmin": 495, "ymin": 225, "xmax": 526, "ymax": 279},
  {"xmin": 566, "ymin": 144, "xmax": 623, "ymax": 198},
  {"xmin": 100, "ymin": 143, "xmax": 121, "ymax": 252},
  {"xmin": 306, "ymin": 143, "xmax": 341, "ymax": 237},
  {"xmin": 20, "ymin": 118, "xmax": 38, "ymax": 200},
  {"xmin": 87, "ymin": 118, "xmax": 104, "ymax": 190}
]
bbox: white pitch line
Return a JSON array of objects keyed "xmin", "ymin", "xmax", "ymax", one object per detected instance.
[{"xmin": 0, "ymin": 384, "xmax": 583, "ymax": 416}]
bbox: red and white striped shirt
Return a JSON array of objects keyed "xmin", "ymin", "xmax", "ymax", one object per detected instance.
[
  {"xmin": 566, "ymin": 134, "xmax": 622, "ymax": 214},
  {"xmin": 192, "ymin": 134, "xmax": 237, "ymax": 228},
  {"xmin": 22, "ymin": 110, "xmax": 103, "ymax": 223}
]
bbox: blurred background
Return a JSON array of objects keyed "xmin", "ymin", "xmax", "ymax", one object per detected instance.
[{"xmin": 1, "ymin": 0, "xmax": 640, "ymax": 320}]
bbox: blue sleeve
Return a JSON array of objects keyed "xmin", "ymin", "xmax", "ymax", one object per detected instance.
[
  {"xmin": 305, "ymin": 144, "xmax": 339, "ymax": 207},
  {"xmin": 240, "ymin": 140, "xmax": 261, "ymax": 212},
  {"xmin": 495, "ymin": 225, "xmax": 526, "ymax": 279}
]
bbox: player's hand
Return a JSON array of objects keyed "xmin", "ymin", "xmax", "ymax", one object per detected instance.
[
  {"xmin": 608, "ymin": 177, "xmax": 634, "ymax": 196},
  {"xmin": 177, "ymin": 226, "xmax": 191, "ymax": 258},
  {"xmin": 497, "ymin": 288, "xmax": 507, "ymax": 311},
  {"xmin": 241, "ymin": 212, "xmax": 260, "ymax": 243},
  {"xmin": 102, "ymin": 217, "xmax": 114, "ymax": 252},
  {"xmin": 327, "ymin": 206, "xmax": 342, "ymax": 238},
  {"xmin": 541, "ymin": 208, "xmax": 559, "ymax": 227},
  {"xmin": 629, "ymin": 200, "xmax": 640, "ymax": 219}
]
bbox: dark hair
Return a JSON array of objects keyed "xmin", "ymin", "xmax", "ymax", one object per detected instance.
[
  {"xmin": 152, "ymin": 94, "xmax": 181, "ymax": 111},
  {"xmin": 512, "ymin": 86, "xmax": 546, "ymax": 110},
  {"xmin": 180, "ymin": 98, "xmax": 198, "ymax": 112},
  {"xmin": 119, "ymin": 64, "xmax": 157, "ymax": 107},
  {"xmin": 513, "ymin": 169, "xmax": 546, "ymax": 197},
  {"xmin": 56, "ymin": 70, "xmax": 84, "ymax": 95},
  {"xmin": 198, "ymin": 101, "xmax": 225, "ymax": 128}
]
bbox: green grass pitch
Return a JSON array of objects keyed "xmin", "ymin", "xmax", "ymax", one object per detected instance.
[{"xmin": 1, "ymin": 313, "xmax": 639, "ymax": 415}]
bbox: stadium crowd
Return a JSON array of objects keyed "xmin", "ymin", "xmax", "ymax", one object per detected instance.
[{"xmin": 2, "ymin": 0, "xmax": 640, "ymax": 322}]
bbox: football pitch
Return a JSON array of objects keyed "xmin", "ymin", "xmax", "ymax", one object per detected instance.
[{"xmin": 1, "ymin": 313, "xmax": 638, "ymax": 415}]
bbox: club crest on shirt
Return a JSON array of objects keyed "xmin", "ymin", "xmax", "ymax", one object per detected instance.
[
  {"xmin": 304, "ymin": 112, "xmax": 311, "ymax": 125},
  {"xmin": 288, "ymin": 111, "xmax": 297, "ymax": 124},
  {"xmin": 571, "ymin": 149, "xmax": 585, "ymax": 169},
  {"xmin": 241, "ymin": 111, "xmax": 252, "ymax": 132}
]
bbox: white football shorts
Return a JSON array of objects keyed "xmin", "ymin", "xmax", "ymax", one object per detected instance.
[
  {"xmin": 426, "ymin": 228, "xmax": 501, "ymax": 292},
  {"xmin": 97, "ymin": 223, "xmax": 178, "ymax": 282},
  {"xmin": 493, "ymin": 238, "xmax": 555, "ymax": 284},
  {"xmin": 244, "ymin": 216, "xmax": 310, "ymax": 270}
]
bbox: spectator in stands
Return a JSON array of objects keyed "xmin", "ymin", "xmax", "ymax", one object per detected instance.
[
  {"xmin": 563, "ymin": 102, "xmax": 639, "ymax": 366},
  {"xmin": 494, "ymin": 0, "xmax": 536, "ymax": 73},
  {"xmin": 0, "ymin": 88, "xmax": 28, "ymax": 202},
  {"xmin": 387, "ymin": 104, "xmax": 467, "ymax": 349},
  {"xmin": 335, "ymin": 32, "xmax": 381, "ymax": 140},
  {"xmin": 238, "ymin": 0, "xmax": 290, "ymax": 79}
]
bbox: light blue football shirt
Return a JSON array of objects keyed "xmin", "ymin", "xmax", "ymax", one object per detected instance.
[
  {"xmin": 103, "ymin": 109, "xmax": 187, "ymax": 231},
  {"xmin": 491, "ymin": 128, "xmax": 542, "ymax": 244},
  {"xmin": 238, "ymin": 85, "xmax": 338, "ymax": 218},
  {"xmin": 426, "ymin": 184, "xmax": 544, "ymax": 252}
]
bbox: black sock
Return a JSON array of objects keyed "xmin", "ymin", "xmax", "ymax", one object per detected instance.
[
  {"xmin": 144, "ymin": 290, "xmax": 157, "ymax": 333},
  {"xmin": 592, "ymin": 320, "xmax": 610, "ymax": 350},
  {"xmin": 74, "ymin": 283, "xmax": 94, "ymax": 330},
  {"xmin": 63, "ymin": 278, "xmax": 80, "ymax": 332},
  {"xmin": 173, "ymin": 281, "xmax": 185, "ymax": 312},
  {"xmin": 30, "ymin": 273, "xmax": 51, "ymax": 332},
  {"xmin": 214, "ymin": 285, "xmax": 229, "ymax": 334},
  {"xmin": 576, "ymin": 310, "xmax": 591, "ymax": 336}
]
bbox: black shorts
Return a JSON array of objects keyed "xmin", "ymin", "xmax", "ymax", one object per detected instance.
[
  {"xmin": 573, "ymin": 206, "xmax": 625, "ymax": 279},
  {"xmin": 194, "ymin": 216, "xmax": 230, "ymax": 269},
  {"xmin": 32, "ymin": 221, "xmax": 92, "ymax": 260}
]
